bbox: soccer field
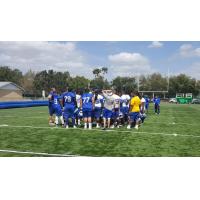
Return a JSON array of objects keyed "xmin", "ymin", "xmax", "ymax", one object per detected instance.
[{"xmin": 0, "ymin": 103, "xmax": 200, "ymax": 156}]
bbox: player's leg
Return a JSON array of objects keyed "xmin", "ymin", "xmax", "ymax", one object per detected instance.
[
  {"xmin": 82, "ymin": 109, "xmax": 88, "ymax": 129},
  {"xmin": 88, "ymin": 110, "xmax": 92, "ymax": 129},
  {"xmin": 127, "ymin": 112, "xmax": 133, "ymax": 129},
  {"xmin": 107, "ymin": 110, "xmax": 112, "ymax": 128},
  {"xmin": 134, "ymin": 112, "xmax": 140, "ymax": 130},
  {"xmin": 154, "ymin": 104, "xmax": 157, "ymax": 114},
  {"xmin": 110, "ymin": 111, "xmax": 115, "ymax": 128},
  {"xmin": 95, "ymin": 108, "xmax": 101, "ymax": 128},
  {"xmin": 115, "ymin": 109, "xmax": 120, "ymax": 128},
  {"xmin": 54, "ymin": 106, "xmax": 61, "ymax": 126},
  {"xmin": 102, "ymin": 109, "xmax": 107, "ymax": 129},
  {"xmin": 48, "ymin": 105, "xmax": 55, "ymax": 125},
  {"xmin": 157, "ymin": 105, "xmax": 160, "ymax": 114}
]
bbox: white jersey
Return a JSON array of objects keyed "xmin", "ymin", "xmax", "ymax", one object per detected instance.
[
  {"xmin": 76, "ymin": 94, "xmax": 81, "ymax": 108},
  {"xmin": 120, "ymin": 94, "xmax": 130, "ymax": 107},
  {"xmin": 102, "ymin": 92, "xmax": 115, "ymax": 111},
  {"xmin": 113, "ymin": 94, "xmax": 121, "ymax": 109},
  {"xmin": 94, "ymin": 94, "xmax": 104, "ymax": 108},
  {"xmin": 140, "ymin": 97, "xmax": 146, "ymax": 111}
]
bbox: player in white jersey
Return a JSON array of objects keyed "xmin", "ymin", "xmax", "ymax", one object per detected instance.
[
  {"xmin": 111, "ymin": 93, "xmax": 121, "ymax": 128},
  {"xmin": 120, "ymin": 92, "xmax": 131, "ymax": 125},
  {"xmin": 102, "ymin": 90, "xmax": 115, "ymax": 129},
  {"xmin": 74, "ymin": 89, "xmax": 82, "ymax": 126},
  {"xmin": 93, "ymin": 89, "xmax": 104, "ymax": 128},
  {"xmin": 138, "ymin": 95, "xmax": 146, "ymax": 124},
  {"xmin": 140, "ymin": 96, "xmax": 146, "ymax": 113}
]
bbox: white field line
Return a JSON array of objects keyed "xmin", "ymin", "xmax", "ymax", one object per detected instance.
[
  {"xmin": 0, "ymin": 116, "xmax": 45, "ymax": 119},
  {"xmin": 1, "ymin": 124, "xmax": 200, "ymax": 139},
  {"xmin": 0, "ymin": 149, "xmax": 79, "ymax": 157}
]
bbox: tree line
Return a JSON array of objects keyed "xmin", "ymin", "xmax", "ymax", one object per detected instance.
[{"xmin": 0, "ymin": 66, "xmax": 200, "ymax": 98}]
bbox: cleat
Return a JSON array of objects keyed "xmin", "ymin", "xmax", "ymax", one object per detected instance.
[
  {"xmin": 134, "ymin": 125, "xmax": 139, "ymax": 130},
  {"xmin": 65, "ymin": 125, "xmax": 69, "ymax": 129},
  {"xmin": 127, "ymin": 125, "xmax": 131, "ymax": 129}
]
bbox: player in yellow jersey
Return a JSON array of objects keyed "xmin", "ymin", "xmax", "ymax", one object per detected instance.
[{"xmin": 127, "ymin": 91, "xmax": 141, "ymax": 130}]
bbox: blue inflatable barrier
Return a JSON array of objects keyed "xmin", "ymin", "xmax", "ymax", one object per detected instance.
[{"xmin": 0, "ymin": 100, "xmax": 48, "ymax": 109}]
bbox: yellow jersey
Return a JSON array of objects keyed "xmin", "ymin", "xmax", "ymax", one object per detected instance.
[{"xmin": 130, "ymin": 96, "xmax": 141, "ymax": 112}]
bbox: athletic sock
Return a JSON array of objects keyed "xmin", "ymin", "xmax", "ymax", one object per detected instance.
[
  {"xmin": 84, "ymin": 123, "xmax": 87, "ymax": 129},
  {"xmin": 55, "ymin": 116, "xmax": 59, "ymax": 125},
  {"xmin": 89, "ymin": 123, "xmax": 92, "ymax": 129},
  {"xmin": 60, "ymin": 116, "xmax": 64, "ymax": 125}
]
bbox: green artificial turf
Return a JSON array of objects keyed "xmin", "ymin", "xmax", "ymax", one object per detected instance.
[{"xmin": 0, "ymin": 103, "xmax": 200, "ymax": 156}]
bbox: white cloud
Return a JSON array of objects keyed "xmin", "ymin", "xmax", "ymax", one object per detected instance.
[
  {"xmin": 179, "ymin": 44, "xmax": 200, "ymax": 57},
  {"xmin": 0, "ymin": 41, "xmax": 93, "ymax": 78},
  {"xmin": 108, "ymin": 52, "xmax": 154, "ymax": 77},
  {"xmin": 183, "ymin": 62, "xmax": 200, "ymax": 80},
  {"xmin": 148, "ymin": 41, "xmax": 163, "ymax": 48}
]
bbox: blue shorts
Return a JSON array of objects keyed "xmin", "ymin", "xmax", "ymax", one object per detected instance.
[
  {"xmin": 83, "ymin": 108, "xmax": 92, "ymax": 118},
  {"xmin": 93, "ymin": 108, "xmax": 102, "ymax": 119},
  {"xmin": 103, "ymin": 108, "xmax": 113, "ymax": 119},
  {"xmin": 129, "ymin": 112, "xmax": 139, "ymax": 122},
  {"xmin": 54, "ymin": 105, "xmax": 63, "ymax": 117},
  {"xmin": 48, "ymin": 104, "xmax": 55, "ymax": 116},
  {"xmin": 121, "ymin": 107, "xmax": 129, "ymax": 115},
  {"xmin": 63, "ymin": 106, "xmax": 75, "ymax": 119}
]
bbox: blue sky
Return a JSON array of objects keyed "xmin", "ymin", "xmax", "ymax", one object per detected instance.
[{"xmin": 0, "ymin": 41, "xmax": 200, "ymax": 80}]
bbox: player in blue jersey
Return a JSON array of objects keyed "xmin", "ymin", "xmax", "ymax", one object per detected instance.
[
  {"xmin": 48, "ymin": 88, "xmax": 56, "ymax": 125},
  {"xmin": 61, "ymin": 88, "xmax": 77, "ymax": 128},
  {"xmin": 93, "ymin": 89, "xmax": 104, "ymax": 128},
  {"xmin": 80, "ymin": 88, "xmax": 94, "ymax": 129},
  {"xmin": 144, "ymin": 96, "xmax": 150, "ymax": 113},
  {"xmin": 52, "ymin": 91, "xmax": 64, "ymax": 126},
  {"xmin": 153, "ymin": 96, "xmax": 160, "ymax": 114}
]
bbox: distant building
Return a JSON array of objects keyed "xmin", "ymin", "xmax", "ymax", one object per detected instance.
[{"xmin": 0, "ymin": 82, "xmax": 24, "ymax": 101}]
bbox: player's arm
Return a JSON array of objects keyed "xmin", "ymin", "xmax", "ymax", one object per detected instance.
[
  {"xmin": 48, "ymin": 94, "xmax": 52, "ymax": 100},
  {"xmin": 129, "ymin": 98, "xmax": 134, "ymax": 111}
]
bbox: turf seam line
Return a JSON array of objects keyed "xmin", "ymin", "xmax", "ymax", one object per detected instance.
[{"xmin": 0, "ymin": 149, "xmax": 79, "ymax": 157}]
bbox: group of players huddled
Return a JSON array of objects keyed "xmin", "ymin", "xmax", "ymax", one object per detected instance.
[{"xmin": 48, "ymin": 87, "xmax": 160, "ymax": 130}]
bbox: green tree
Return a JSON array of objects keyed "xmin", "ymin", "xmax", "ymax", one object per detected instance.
[
  {"xmin": 0, "ymin": 66, "xmax": 23, "ymax": 86},
  {"xmin": 68, "ymin": 76, "xmax": 90, "ymax": 90},
  {"xmin": 112, "ymin": 76, "xmax": 137, "ymax": 94}
]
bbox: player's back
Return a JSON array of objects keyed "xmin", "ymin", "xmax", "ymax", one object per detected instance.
[
  {"xmin": 113, "ymin": 94, "xmax": 121, "ymax": 109},
  {"xmin": 76, "ymin": 94, "xmax": 81, "ymax": 108},
  {"xmin": 121, "ymin": 94, "xmax": 130, "ymax": 107},
  {"xmin": 62, "ymin": 91, "xmax": 76, "ymax": 107},
  {"xmin": 82, "ymin": 93, "xmax": 93, "ymax": 109},
  {"xmin": 94, "ymin": 94, "xmax": 103, "ymax": 108},
  {"xmin": 52, "ymin": 93, "xmax": 61, "ymax": 107},
  {"xmin": 130, "ymin": 96, "xmax": 141, "ymax": 112},
  {"xmin": 154, "ymin": 98, "xmax": 160, "ymax": 105}
]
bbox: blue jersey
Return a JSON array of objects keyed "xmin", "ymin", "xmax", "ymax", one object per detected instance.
[
  {"xmin": 62, "ymin": 92, "xmax": 76, "ymax": 108},
  {"xmin": 52, "ymin": 93, "xmax": 61, "ymax": 107},
  {"xmin": 145, "ymin": 98, "xmax": 150, "ymax": 105},
  {"xmin": 82, "ymin": 93, "xmax": 93, "ymax": 110},
  {"xmin": 154, "ymin": 98, "xmax": 160, "ymax": 105}
]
